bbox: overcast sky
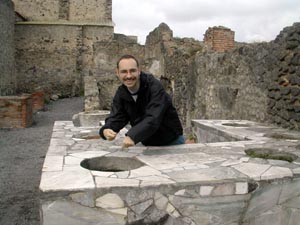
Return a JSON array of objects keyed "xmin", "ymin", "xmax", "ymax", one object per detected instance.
[{"xmin": 112, "ymin": 0, "xmax": 300, "ymax": 44}]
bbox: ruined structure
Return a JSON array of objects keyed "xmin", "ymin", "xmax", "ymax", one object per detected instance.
[
  {"xmin": 203, "ymin": 26, "xmax": 235, "ymax": 52},
  {"xmin": 0, "ymin": 0, "xmax": 16, "ymax": 96},
  {"xmin": 13, "ymin": 0, "xmax": 114, "ymax": 98},
  {"xmin": 0, "ymin": 0, "xmax": 299, "ymax": 131},
  {"xmin": 192, "ymin": 23, "xmax": 300, "ymax": 130},
  {"xmin": 1, "ymin": 1, "xmax": 300, "ymax": 224},
  {"xmin": 0, "ymin": 0, "xmax": 33, "ymax": 128}
]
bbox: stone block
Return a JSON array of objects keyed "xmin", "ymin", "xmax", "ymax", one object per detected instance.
[
  {"xmin": 244, "ymin": 206, "xmax": 288, "ymax": 225},
  {"xmin": 212, "ymin": 183, "xmax": 235, "ymax": 196},
  {"xmin": 72, "ymin": 111, "xmax": 110, "ymax": 127},
  {"xmin": 13, "ymin": 0, "xmax": 60, "ymax": 20},
  {"xmin": 0, "ymin": 95, "xmax": 33, "ymax": 128},
  {"xmin": 170, "ymin": 194, "xmax": 248, "ymax": 225},
  {"xmin": 279, "ymin": 179, "xmax": 300, "ymax": 204},
  {"xmin": 68, "ymin": 0, "xmax": 112, "ymax": 22},
  {"xmin": 40, "ymin": 168, "xmax": 95, "ymax": 192},
  {"xmin": 200, "ymin": 185, "xmax": 214, "ymax": 196},
  {"xmin": 236, "ymin": 182, "xmax": 248, "ymax": 195},
  {"xmin": 96, "ymin": 193, "xmax": 124, "ymax": 209},
  {"xmin": 261, "ymin": 166, "xmax": 293, "ymax": 180},
  {"xmin": 41, "ymin": 200, "xmax": 125, "ymax": 225},
  {"xmin": 283, "ymin": 196, "xmax": 300, "ymax": 209},
  {"xmin": 286, "ymin": 208, "xmax": 300, "ymax": 225},
  {"xmin": 232, "ymin": 163, "xmax": 271, "ymax": 180},
  {"xmin": 70, "ymin": 191, "xmax": 95, "ymax": 207},
  {"xmin": 244, "ymin": 182, "xmax": 282, "ymax": 221}
]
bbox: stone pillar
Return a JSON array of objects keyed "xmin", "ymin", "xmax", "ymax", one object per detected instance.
[
  {"xmin": 0, "ymin": 0, "xmax": 17, "ymax": 96},
  {"xmin": 204, "ymin": 26, "xmax": 235, "ymax": 52}
]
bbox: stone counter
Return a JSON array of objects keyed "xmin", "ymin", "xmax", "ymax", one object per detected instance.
[{"xmin": 39, "ymin": 120, "xmax": 300, "ymax": 225}]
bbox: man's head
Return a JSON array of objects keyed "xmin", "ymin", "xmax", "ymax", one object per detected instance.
[{"xmin": 116, "ymin": 55, "xmax": 141, "ymax": 92}]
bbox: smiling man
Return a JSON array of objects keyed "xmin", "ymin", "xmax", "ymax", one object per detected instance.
[{"xmin": 99, "ymin": 54, "xmax": 184, "ymax": 148}]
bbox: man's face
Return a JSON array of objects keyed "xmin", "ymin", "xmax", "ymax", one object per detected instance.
[{"xmin": 117, "ymin": 58, "xmax": 141, "ymax": 92}]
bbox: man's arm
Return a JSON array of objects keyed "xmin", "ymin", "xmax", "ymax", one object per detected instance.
[
  {"xmin": 99, "ymin": 92, "xmax": 129, "ymax": 140},
  {"xmin": 126, "ymin": 78, "xmax": 171, "ymax": 144}
]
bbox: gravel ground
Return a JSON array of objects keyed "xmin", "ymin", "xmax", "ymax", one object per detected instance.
[{"xmin": 0, "ymin": 97, "xmax": 84, "ymax": 225}]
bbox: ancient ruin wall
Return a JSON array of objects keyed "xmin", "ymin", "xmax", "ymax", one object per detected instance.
[
  {"xmin": 15, "ymin": 24, "xmax": 83, "ymax": 96},
  {"xmin": 191, "ymin": 23, "xmax": 300, "ymax": 130},
  {"xmin": 191, "ymin": 44, "xmax": 274, "ymax": 123},
  {"xmin": 12, "ymin": 0, "xmax": 60, "ymax": 21},
  {"xmin": 90, "ymin": 22, "xmax": 300, "ymax": 131},
  {"xmin": 68, "ymin": 0, "xmax": 112, "ymax": 22},
  {"xmin": 270, "ymin": 23, "xmax": 300, "ymax": 129},
  {"xmin": 10, "ymin": 0, "xmax": 300, "ymax": 130},
  {"xmin": 140, "ymin": 23, "xmax": 300, "ymax": 131},
  {"xmin": 12, "ymin": 0, "xmax": 112, "ymax": 22},
  {"xmin": 14, "ymin": 0, "xmax": 114, "ymax": 97},
  {"xmin": 0, "ymin": 0, "xmax": 17, "ymax": 96},
  {"xmin": 85, "ymin": 33, "xmax": 144, "ymax": 111}
]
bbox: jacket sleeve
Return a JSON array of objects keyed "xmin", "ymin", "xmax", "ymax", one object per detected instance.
[
  {"xmin": 99, "ymin": 92, "xmax": 129, "ymax": 139},
  {"xmin": 126, "ymin": 79, "xmax": 171, "ymax": 144}
]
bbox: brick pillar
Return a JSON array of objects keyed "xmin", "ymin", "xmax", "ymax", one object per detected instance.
[
  {"xmin": 32, "ymin": 91, "xmax": 45, "ymax": 112},
  {"xmin": 0, "ymin": 95, "xmax": 33, "ymax": 128},
  {"xmin": 204, "ymin": 26, "xmax": 235, "ymax": 52}
]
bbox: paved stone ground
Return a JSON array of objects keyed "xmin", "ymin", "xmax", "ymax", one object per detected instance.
[{"xmin": 0, "ymin": 97, "xmax": 84, "ymax": 225}]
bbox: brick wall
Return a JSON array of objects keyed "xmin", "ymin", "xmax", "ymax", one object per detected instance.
[
  {"xmin": 32, "ymin": 91, "xmax": 45, "ymax": 111},
  {"xmin": 0, "ymin": 95, "xmax": 33, "ymax": 128},
  {"xmin": 204, "ymin": 26, "xmax": 235, "ymax": 52}
]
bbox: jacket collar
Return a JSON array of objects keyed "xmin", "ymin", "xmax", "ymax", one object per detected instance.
[{"xmin": 120, "ymin": 72, "xmax": 148, "ymax": 101}]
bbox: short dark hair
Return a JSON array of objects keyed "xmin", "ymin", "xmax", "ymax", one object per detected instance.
[{"xmin": 117, "ymin": 54, "xmax": 139, "ymax": 69}]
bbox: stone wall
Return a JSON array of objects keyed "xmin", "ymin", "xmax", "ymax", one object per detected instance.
[
  {"xmin": 269, "ymin": 23, "xmax": 300, "ymax": 129},
  {"xmin": 12, "ymin": 0, "xmax": 112, "ymax": 22},
  {"xmin": 13, "ymin": 0, "xmax": 114, "ymax": 98},
  {"xmin": 8, "ymin": 0, "xmax": 300, "ymax": 131},
  {"xmin": 15, "ymin": 24, "xmax": 83, "ymax": 96},
  {"xmin": 191, "ymin": 42, "xmax": 276, "ymax": 123},
  {"xmin": 84, "ymin": 33, "xmax": 144, "ymax": 111},
  {"xmin": 0, "ymin": 0, "xmax": 17, "ymax": 96},
  {"xmin": 46, "ymin": 20, "xmax": 299, "ymax": 132},
  {"xmin": 13, "ymin": 0, "xmax": 60, "ymax": 21},
  {"xmin": 142, "ymin": 23, "xmax": 299, "ymax": 131},
  {"xmin": 68, "ymin": 0, "xmax": 112, "ymax": 22},
  {"xmin": 190, "ymin": 23, "xmax": 300, "ymax": 130},
  {"xmin": 144, "ymin": 23, "xmax": 203, "ymax": 129}
]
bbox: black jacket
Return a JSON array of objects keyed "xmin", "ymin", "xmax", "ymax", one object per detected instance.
[{"xmin": 99, "ymin": 72, "xmax": 183, "ymax": 146}]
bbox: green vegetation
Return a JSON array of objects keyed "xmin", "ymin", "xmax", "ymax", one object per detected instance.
[{"xmin": 245, "ymin": 148, "xmax": 298, "ymax": 162}]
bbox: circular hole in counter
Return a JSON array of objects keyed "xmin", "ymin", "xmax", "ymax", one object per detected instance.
[
  {"xmin": 245, "ymin": 148, "xmax": 298, "ymax": 162},
  {"xmin": 80, "ymin": 156, "xmax": 145, "ymax": 172}
]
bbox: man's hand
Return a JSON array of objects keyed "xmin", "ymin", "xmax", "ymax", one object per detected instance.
[
  {"xmin": 103, "ymin": 129, "xmax": 117, "ymax": 141},
  {"xmin": 122, "ymin": 136, "xmax": 135, "ymax": 149}
]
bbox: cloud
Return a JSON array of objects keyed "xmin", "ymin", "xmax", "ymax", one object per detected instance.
[{"xmin": 113, "ymin": 0, "xmax": 300, "ymax": 44}]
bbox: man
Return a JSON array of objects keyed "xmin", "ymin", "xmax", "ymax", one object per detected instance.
[{"xmin": 99, "ymin": 54, "xmax": 184, "ymax": 148}]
